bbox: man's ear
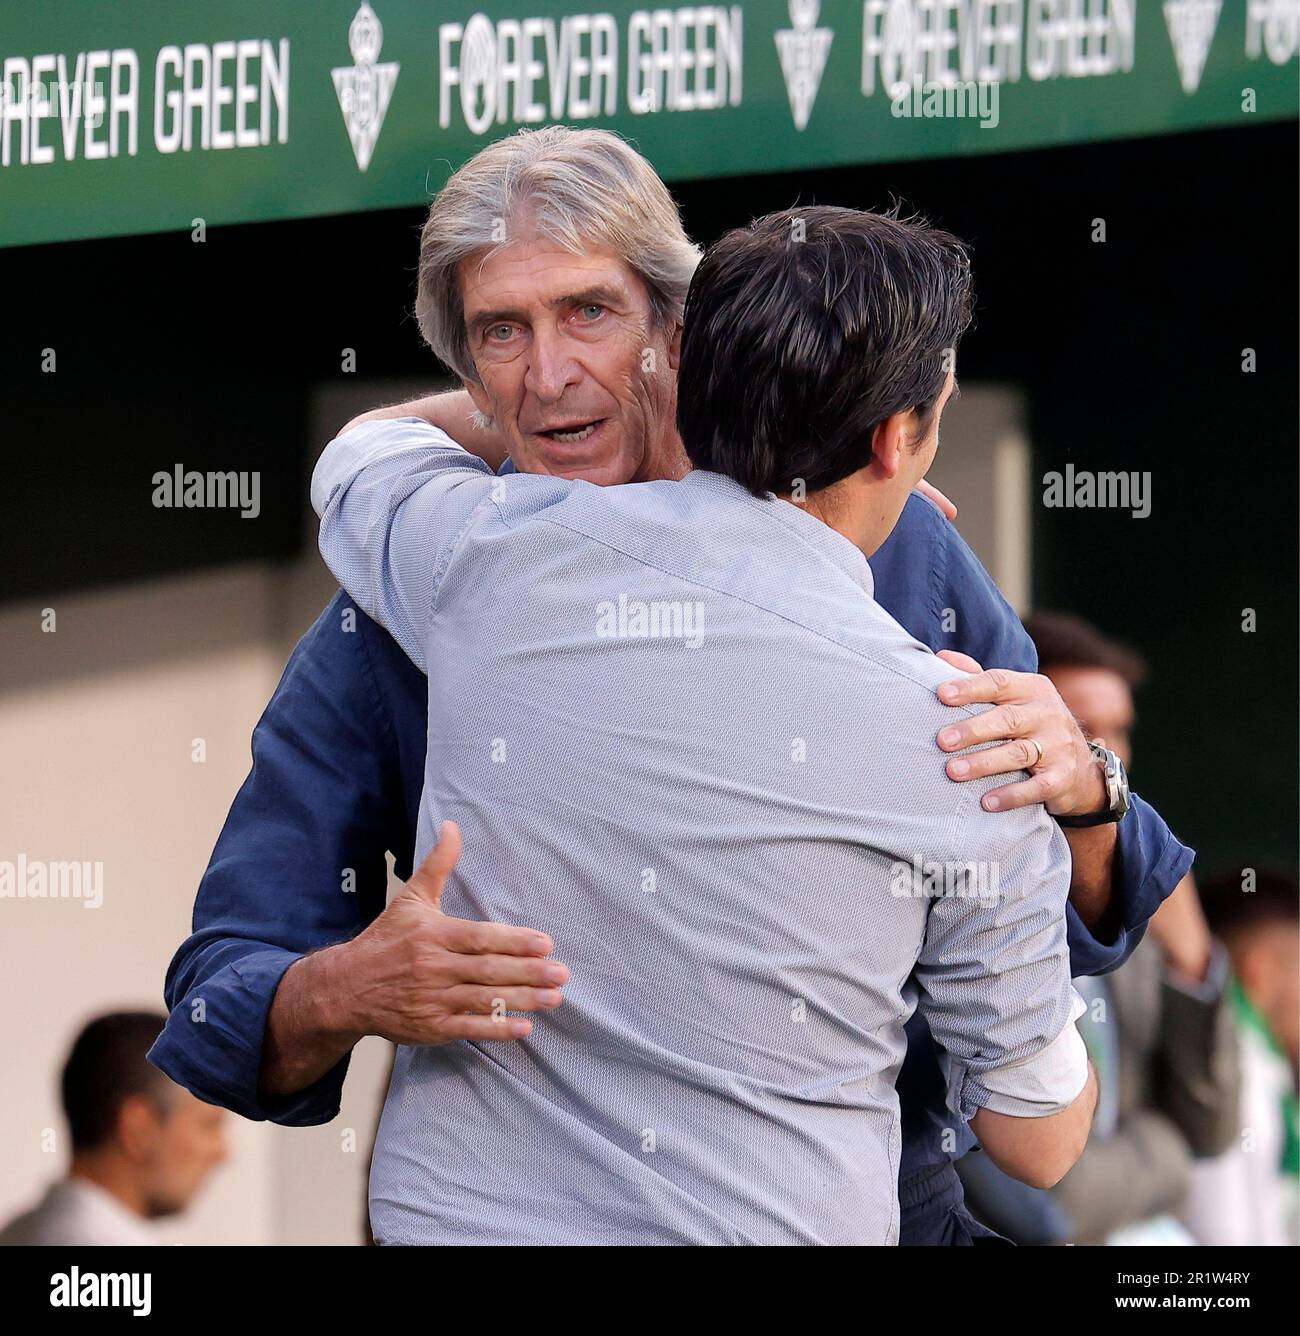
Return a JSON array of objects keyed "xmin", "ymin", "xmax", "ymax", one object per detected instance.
[
  {"xmin": 667, "ymin": 323, "xmax": 682, "ymax": 372},
  {"xmin": 869, "ymin": 411, "xmax": 912, "ymax": 480},
  {"xmin": 115, "ymin": 1094, "xmax": 163, "ymax": 1162}
]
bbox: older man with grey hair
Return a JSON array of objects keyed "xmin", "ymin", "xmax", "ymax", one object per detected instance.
[
  {"xmin": 366, "ymin": 124, "xmax": 700, "ymax": 492},
  {"xmin": 153, "ymin": 126, "xmax": 1193, "ymax": 1245}
]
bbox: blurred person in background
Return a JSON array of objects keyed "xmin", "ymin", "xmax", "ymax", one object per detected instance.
[
  {"xmin": 0, "ymin": 1011, "xmax": 229, "ymax": 1246},
  {"xmin": 958, "ymin": 612, "xmax": 1239, "ymax": 1244},
  {"xmin": 1182, "ymin": 870, "xmax": 1299, "ymax": 1245}
]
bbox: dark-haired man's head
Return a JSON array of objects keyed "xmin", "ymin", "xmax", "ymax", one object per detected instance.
[
  {"xmin": 1199, "ymin": 871, "xmax": 1299, "ymax": 1068},
  {"xmin": 677, "ymin": 205, "xmax": 973, "ymax": 555},
  {"xmin": 63, "ymin": 1011, "xmax": 229, "ymax": 1219},
  {"xmin": 1024, "ymin": 611, "xmax": 1149, "ymax": 768}
]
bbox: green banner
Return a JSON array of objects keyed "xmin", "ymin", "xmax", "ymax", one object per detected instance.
[{"xmin": 1, "ymin": 1, "xmax": 1296, "ymax": 248}]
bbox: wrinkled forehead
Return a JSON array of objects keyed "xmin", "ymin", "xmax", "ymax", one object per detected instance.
[{"xmin": 456, "ymin": 233, "xmax": 646, "ymax": 320}]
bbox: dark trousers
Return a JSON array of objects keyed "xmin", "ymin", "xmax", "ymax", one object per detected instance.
[{"xmin": 899, "ymin": 1161, "xmax": 1013, "ymax": 1246}]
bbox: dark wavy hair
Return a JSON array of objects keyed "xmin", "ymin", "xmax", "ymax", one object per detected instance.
[{"xmin": 677, "ymin": 205, "xmax": 973, "ymax": 497}]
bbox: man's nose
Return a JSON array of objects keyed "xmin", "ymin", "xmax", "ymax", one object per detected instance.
[{"xmin": 524, "ymin": 326, "xmax": 580, "ymax": 402}]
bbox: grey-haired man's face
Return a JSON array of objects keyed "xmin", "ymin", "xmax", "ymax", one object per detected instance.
[{"xmin": 458, "ymin": 233, "xmax": 687, "ymax": 486}]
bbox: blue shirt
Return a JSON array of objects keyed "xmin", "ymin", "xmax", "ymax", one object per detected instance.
[{"xmin": 149, "ymin": 437, "xmax": 1193, "ymax": 1234}]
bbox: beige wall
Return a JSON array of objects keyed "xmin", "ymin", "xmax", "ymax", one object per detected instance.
[
  {"xmin": 0, "ymin": 566, "xmax": 284, "ymax": 1242},
  {"xmin": 0, "ymin": 561, "xmax": 404, "ymax": 1245},
  {"xmin": 926, "ymin": 384, "xmax": 1032, "ymax": 615}
]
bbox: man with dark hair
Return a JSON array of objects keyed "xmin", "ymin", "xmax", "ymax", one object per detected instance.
[
  {"xmin": 0, "ymin": 1012, "xmax": 229, "ymax": 1245},
  {"xmin": 678, "ymin": 206, "xmax": 972, "ymax": 499},
  {"xmin": 306, "ymin": 205, "xmax": 1097, "ymax": 1244}
]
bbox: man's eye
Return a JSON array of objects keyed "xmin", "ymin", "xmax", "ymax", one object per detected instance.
[
  {"xmin": 489, "ymin": 324, "xmax": 515, "ymax": 341},
  {"xmin": 579, "ymin": 304, "xmax": 604, "ymax": 320}
]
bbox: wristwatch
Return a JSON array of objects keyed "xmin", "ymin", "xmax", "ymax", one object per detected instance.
[{"xmin": 1055, "ymin": 741, "xmax": 1130, "ymax": 827}]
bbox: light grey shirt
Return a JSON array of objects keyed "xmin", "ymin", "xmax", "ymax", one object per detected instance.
[{"xmin": 313, "ymin": 418, "xmax": 1087, "ymax": 1245}]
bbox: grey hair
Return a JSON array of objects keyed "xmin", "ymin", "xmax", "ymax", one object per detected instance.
[{"xmin": 415, "ymin": 126, "xmax": 702, "ymax": 384}]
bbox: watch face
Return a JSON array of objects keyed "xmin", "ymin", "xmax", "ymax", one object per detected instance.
[
  {"xmin": 1106, "ymin": 750, "xmax": 1130, "ymax": 816},
  {"xmin": 1089, "ymin": 742, "xmax": 1127, "ymax": 817},
  {"xmin": 1055, "ymin": 743, "xmax": 1127, "ymax": 826}
]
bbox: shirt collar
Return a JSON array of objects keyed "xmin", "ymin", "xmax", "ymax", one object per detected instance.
[
  {"xmin": 498, "ymin": 461, "xmax": 874, "ymax": 598},
  {"xmin": 678, "ymin": 469, "xmax": 875, "ymax": 599}
]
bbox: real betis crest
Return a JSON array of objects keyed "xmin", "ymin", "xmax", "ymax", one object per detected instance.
[
  {"xmin": 775, "ymin": 0, "xmax": 834, "ymax": 132},
  {"xmin": 332, "ymin": 3, "xmax": 400, "ymax": 171},
  {"xmin": 1164, "ymin": 0, "xmax": 1222, "ymax": 94}
]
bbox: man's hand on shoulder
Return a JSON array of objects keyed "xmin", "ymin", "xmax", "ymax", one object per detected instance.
[
  {"xmin": 930, "ymin": 650, "xmax": 1120, "ymax": 936},
  {"xmin": 932, "ymin": 651, "xmax": 1103, "ymax": 816}
]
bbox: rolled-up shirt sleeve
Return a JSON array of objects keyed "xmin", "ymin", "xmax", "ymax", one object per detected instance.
[
  {"xmin": 1064, "ymin": 793, "xmax": 1195, "ymax": 978},
  {"xmin": 967, "ymin": 991, "xmax": 1089, "ymax": 1116},
  {"xmin": 914, "ymin": 777, "xmax": 1091, "ymax": 1124}
]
